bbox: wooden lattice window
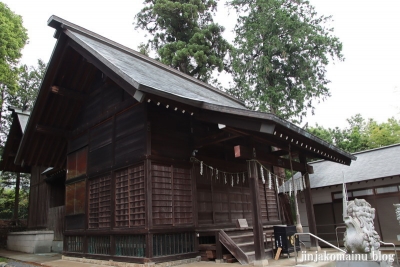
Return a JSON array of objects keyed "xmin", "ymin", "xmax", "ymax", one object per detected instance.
[
  {"xmin": 65, "ymin": 236, "xmax": 84, "ymax": 253},
  {"xmin": 115, "ymin": 235, "xmax": 146, "ymax": 257},
  {"xmin": 65, "ymin": 181, "xmax": 86, "ymax": 215},
  {"xmin": 152, "ymin": 164, "xmax": 193, "ymax": 226},
  {"xmin": 89, "ymin": 174, "xmax": 111, "ymax": 229},
  {"xmin": 152, "ymin": 165, "xmax": 173, "ymax": 225},
  {"xmin": 67, "ymin": 147, "xmax": 87, "ymax": 180},
  {"xmin": 173, "ymin": 167, "xmax": 193, "ymax": 224},
  {"xmin": 88, "ymin": 236, "xmax": 110, "ymax": 255},
  {"xmin": 153, "ymin": 232, "xmax": 194, "ymax": 257},
  {"xmin": 115, "ymin": 164, "xmax": 145, "ymax": 227}
]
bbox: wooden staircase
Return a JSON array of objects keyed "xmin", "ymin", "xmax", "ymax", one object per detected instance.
[{"xmin": 219, "ymin": 229, "xmax": 274, "ymax": 265}]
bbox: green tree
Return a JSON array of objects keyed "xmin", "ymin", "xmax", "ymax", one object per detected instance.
[
  {"xmin": 228, "ymin": 0, "xmax": 343, "ymax": 123},
  {"xmin": 0, "ymin": 59, "xmax": 45, "ymax": 221},
  {"xmin": 366, "ymin": 117, "xmax": 400, "ymax": 149},
  {"xmin": 8, "ymin": 59, "xmax": 46, "ymax": 110},
  {"xmin": 308, "ymin": 114, "xmax": 400, "ymax": 154},
  {"xmin": 135, "ymin": 0, "xmax": 232, "ymax": 83},
  {"xmin": 0, "ymin": 2, "xmax": 28, "ymax": 131}
]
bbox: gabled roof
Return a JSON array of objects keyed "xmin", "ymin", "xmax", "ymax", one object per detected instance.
[
  {"xmin": 286, "ymin": 143, "xmax": 400, "ymax": 189},
  {"xmin": 0, "ymin": 107, "xmax": 31, "ymax": 173},
  {"xmin": 49, "ymin": 16, "xmax": 245, "ymax": 110},
  {"xmin": 14, "ymin": 16, "xmax": 356, "ymax": 168}
]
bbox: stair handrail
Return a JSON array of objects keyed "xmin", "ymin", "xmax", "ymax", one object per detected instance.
[
  {"xmin": 379, "ymin": 240, "xmax": 399, "ymax": 266},
  {"xmin": 335, "ymin": 226, "xmax": 346, "ymax": 247},
  {"xmin": 293, "ymin": 232, "xmax": 346, "ymax": 265},
  {"xmin": 218, "ymin": 230, "xmax": 249, "ymax": 265}
]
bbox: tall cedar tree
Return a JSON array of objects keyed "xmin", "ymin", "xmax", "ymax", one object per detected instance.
[
  {"xmin": 135, "ymin": 0, "xmax": 231, "ymax": 83},
  {"xmin": 0, "ymin": 3, "xmax": 28, "ymax": 132},
  {"xmin": 228, "ymin": 0, "xmax": 343, "ymax": 123}
]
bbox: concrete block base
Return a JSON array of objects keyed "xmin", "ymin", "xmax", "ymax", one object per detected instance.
[
  {"xmin": 7, "ymin": 230, "xmax": 54, "ymax": 254},
  {"xmin": 52, "ymin": 240, "xmax": 63, "ymax": 253}
]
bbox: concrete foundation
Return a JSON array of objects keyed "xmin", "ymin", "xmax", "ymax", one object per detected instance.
[
  {"xmin": 7, "ymin": 230, "xmax": 54, "ymax": 253},
  {"xmin": 51, "ymin": 240, "xmax": 63, "ymax": 253}
]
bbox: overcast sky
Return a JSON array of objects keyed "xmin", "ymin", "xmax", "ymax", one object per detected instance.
[{"xmin": 3, "ymin": 0, "xmax": 400, "ymax": 129}]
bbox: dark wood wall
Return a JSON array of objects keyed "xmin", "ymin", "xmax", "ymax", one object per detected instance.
[
  {"xmin": 65, "ymin": 76, "xmax": 146, "ymax": 231},
  {"xmin": 195, "ymin": 163, "xmax": 279, "ymax": 228},
  {"xmin": 28, "ymin": 166, "xmax": 49, "ymax": 228}
]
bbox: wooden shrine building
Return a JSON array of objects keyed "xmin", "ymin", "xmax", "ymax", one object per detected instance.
[{"xmin": 5, "ymin": 16, "xmax": 356, "ymax": 264}]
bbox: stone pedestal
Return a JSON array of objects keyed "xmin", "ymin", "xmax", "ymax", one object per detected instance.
[{"xmin": 7, "ymin": 230, "xmax": 54, "ymax": 253}]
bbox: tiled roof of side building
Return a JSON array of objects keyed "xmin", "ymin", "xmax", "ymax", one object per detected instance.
[{"xmin": 282, "ymin": 143, "xmax": 400, "ymax": 190}]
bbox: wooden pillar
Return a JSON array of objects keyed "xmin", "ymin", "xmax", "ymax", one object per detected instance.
[
  {"xmin": 299, "ymin": 156, "xmax": 318, "ymax": 248},
  {"xmin": 247, "ymin": 160, "xmax": 265, "ymax": 261},
  {"xmin": 12, "ymin": 172, "xmax": 20, "ymax": 222}
]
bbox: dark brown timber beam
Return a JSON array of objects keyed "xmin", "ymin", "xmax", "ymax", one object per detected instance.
[
  {"xmin": 234, "ymin": 145, "xmax": 314, "ymax": 174},
  {"xmin": 50, "ymin": 85, "xmax": 85, "ymax": 100},
  {"xmin": 35, "ymin": 124, "xmax": 68, "ymax": 138},
  {"xmin": 223, "ymin": 127, "xmax": 290, "ymax": 152},
  {"xmin": 194, "ymin": 131, "xmax": 240, "ymax": 148},
  {"xmin": 196, "ymin": 111, "xmax": 275, "ymax": 135}
]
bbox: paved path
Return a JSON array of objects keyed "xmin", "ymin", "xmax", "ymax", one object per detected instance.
[{"xmin": 0, "ymin": 249, "xmax": 341, "ymax": 267}]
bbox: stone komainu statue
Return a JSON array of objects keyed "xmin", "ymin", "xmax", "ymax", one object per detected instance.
[{"xmin": 343, "ymin": 198, "xmax": 380, "ymax": 254}]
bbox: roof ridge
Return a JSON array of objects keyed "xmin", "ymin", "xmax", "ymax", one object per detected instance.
[
  {"xmin": 351, "ymin": 143, "xmax": 400, "ymax": 155},
  {"xmin": 47, "ymin": 15, "xmax": 245, "ymax": 107}
]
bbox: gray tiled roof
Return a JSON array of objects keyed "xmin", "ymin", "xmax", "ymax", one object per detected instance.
[
  {"xmin": 68, "ymin": 31, "xmax": 245, "ymax": 109},
  {"xmin": 285, "ymin": 144, "xmax": 400, "ymax": 190},
  {"xmin": 38, "ymin": 16, "xmax": 356, "ymax": 166}
]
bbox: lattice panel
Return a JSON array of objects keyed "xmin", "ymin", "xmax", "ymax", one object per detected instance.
[
  {"xmin": 89, "ymin": 174, "xmax": 111, "ymax": 229},
  {"xmin": 152, "ymin": 164, "xmax": 173, "ymax": 225},
  {"xmin": 65, "ymin": 236, "xmax": 83, "ymax": 253},
  {"xmin": 153, "ymin": 232, "xmax": 194, "ymax": 257},
  {"xmin": 115, "ymin": 168, "xmax": 129, "ymax": 227},
  {"xmin": 173, "ymin": 167, "xmax": 193, "ymax": 224},
  {"xmin": 115, "ymin": 164, "xmax": 145, "ymax": 227},
  {"xmin": 115, "ymin": 235, "xmax": 146, "ymax": 257},
  {"xmin": 88, "ymin": 236, "xmax": 110, "ymax": 255}
]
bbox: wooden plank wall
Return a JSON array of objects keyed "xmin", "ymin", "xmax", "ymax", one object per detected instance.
[
  {"xmin": 151, "ymin": 163, "xmax": 193, "ymax": 226},
  {"xmin": 48, "ymin": 206, "xmax": 65, "ymax": 240},
  {"xmin": 28, "ymin": 166, "xmax": 49, "ymax": 228},
  {"xmin": 65, "ymin": 77, "xmax": 146, "ymax": 232},
  {"xmin": 195, "ymin": 163, "xmax": 253, "ymax": 226},
  {"xmin": 149, "ymin": 105, "xmax": 191, "ymax": 161}
]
